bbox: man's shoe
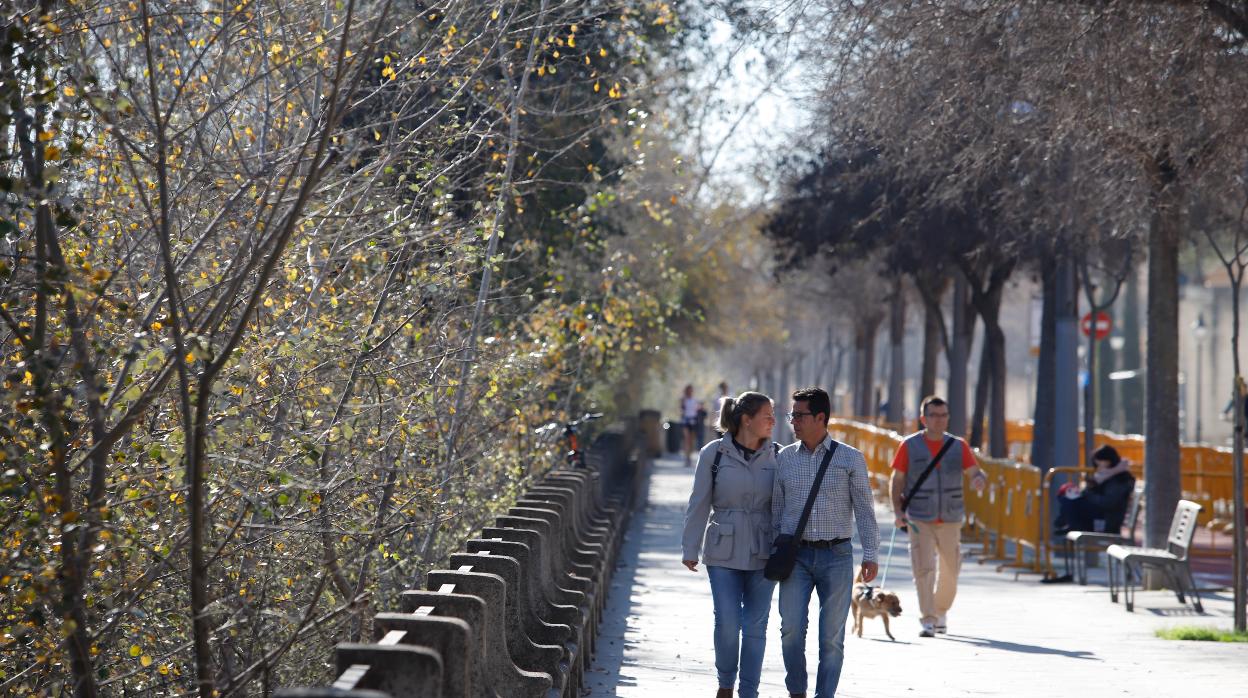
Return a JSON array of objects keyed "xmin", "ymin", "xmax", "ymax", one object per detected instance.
[
  {"xmin": 935, "ymin": 617, "xmax": 947, "ymax": 634},
  {"xmin": 789, "ymin": 694, "xmax": 806, "ymax": 698},
  {"xmin": 715, "ymin": 689, "xmax": 732, "ymax": 698},
  {"xmin": 919, "ymin": 622, "xmax": 936, "ymax": 638}
]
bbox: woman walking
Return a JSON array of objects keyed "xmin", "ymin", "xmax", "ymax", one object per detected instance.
[
  {"xmin": 681, "ymin": 384, "xmax": 703, "ymax": 467},
  {"xmin": 681, "ymin": 391, "xmax": 779, "ymax": 698}
]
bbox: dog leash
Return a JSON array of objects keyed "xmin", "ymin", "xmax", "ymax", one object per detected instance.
[{"xmin": 879, "ymin": 523, "xmax": 899, "ymax": 590}]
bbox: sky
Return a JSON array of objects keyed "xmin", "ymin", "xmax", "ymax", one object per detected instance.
[{"xmin": 686, "ymin": 3, "xmax": 819, "ymax": 205}]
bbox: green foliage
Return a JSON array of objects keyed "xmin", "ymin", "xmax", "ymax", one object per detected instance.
[
  {"xmin": 0, "ymin": 0, "xmax": 695, "ymax": 694},
  {"xmin": 1155, "ymin": 626, "xmax": 1248, "ymax": 643}
]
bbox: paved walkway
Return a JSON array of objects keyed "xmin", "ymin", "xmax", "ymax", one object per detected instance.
[{"xmin": 587, "ymin": 455, "xmax": 1248, "ymax": 697}]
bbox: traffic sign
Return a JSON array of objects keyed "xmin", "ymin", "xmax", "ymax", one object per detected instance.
[{"xmin": 1081, "ymin": 311, "xmax": 1112, "ymax": 340}]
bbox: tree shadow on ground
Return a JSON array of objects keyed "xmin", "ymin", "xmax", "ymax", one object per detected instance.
[{"xmin": 941, "ymin": 635, "xmax": 1100, "ymax": 660}]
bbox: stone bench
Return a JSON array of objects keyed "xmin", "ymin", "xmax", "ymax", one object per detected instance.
[{"xmin": 276, "ymin": 427, "xmax": 640, "ymax": 698}]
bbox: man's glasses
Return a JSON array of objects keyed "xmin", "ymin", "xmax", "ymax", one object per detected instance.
[{"xmin": 786, "ymin": 411, "xmax": 813, "ymax": 421}]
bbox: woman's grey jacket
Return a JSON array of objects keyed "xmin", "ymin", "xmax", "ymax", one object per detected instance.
[{"xmin": 681, "ymin": 435, "xmax": 778, "ymax": 571}]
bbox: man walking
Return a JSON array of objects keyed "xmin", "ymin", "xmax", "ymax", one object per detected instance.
[
  {"xmin": 889, "ymin": 395, "xmax": 987, "ymax": 638},
  {"xmin": 773, "ymin": 387, "xmax": 879, "ymax": 698}
]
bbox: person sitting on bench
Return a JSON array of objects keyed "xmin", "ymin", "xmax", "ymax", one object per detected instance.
[{"xmin": 1055, "ymin": 445, "xmax": 1135, "ymax": 535}]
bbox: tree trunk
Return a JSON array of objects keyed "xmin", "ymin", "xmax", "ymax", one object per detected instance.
[
  {"xmin": 914, "ymin": 271, "xmax": 950, "ymax": 413},
  {"xmin": 781, "ymin": 357, "xmax": 793, "ymax": 441},
  {"xmin": 1225, "ymin": 266, "xmax": 1244, "ymax": 630},
  {"xmin": 921, "ymin": 302, "xmax": 942, "ymax": 401},
  {"xmin": 1122, "ymin": 266, "xmax": 1145, "ymax": 434},
  {"xmin": 1055, "ymin": 257, "xmax": 1082, "ymax": 518},
  {"xmin": 1098, "ymin": 308, "xmax": 1118, "ymax": 431},
  {"xmin": 888, "ymin": 280, "xmax": 907, "ymax": 425},
  {"xmin": 1033, "ymin": 259, "xmax": 1058, "ymax": 470},
  {"xmin": 948, "ymin": 273, "xmax": 972, "ymax": 437},
  {"xmin": 965, "ymin": 262, "xmax": 1012, "ymax": 457},
  {"xmin": 829, "ymin": 341, "xmax": 846, "ymax": 413},
  {"xmin": 849, "ymin": 336, "xmax": 861, "ymax": 418},
  {"xmin": 1085, "ymin": 314, "xmax": 1098, "ymax": 469},
  {"xmin": 1144, "ymin": 171, "xmax": 1182, "ymax": 555},
  {"xmin": 985, "ymin": 302, "xmax": 1009, "ymax": 458},
  {"xmin": 855, "ymin": 316, "xmax": 881, "ymax": 417},
  {"xmin": 971, "ymin": 338, "xmax": 990, "ymax": 449}
]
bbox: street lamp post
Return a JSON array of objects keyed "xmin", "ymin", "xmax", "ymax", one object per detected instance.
[{"xmin": 1193, "ymin": 313, "xmax": 1209, "ymax": 443}]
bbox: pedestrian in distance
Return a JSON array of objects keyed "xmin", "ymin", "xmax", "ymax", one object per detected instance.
[
  {"xmin": 681, "ymin": 384, "xmax": 703, "ymax": 467},
  {"xmin": 681, "ymin": 392, "xmax": 780, "ymax": 698},
  {"xmin": 1053, "ymin": 444, "xmax": 1136, "ymax": 535},
  {"xmin": 772, "ymin": 387, "xmax": 879, "ymax": 698},
  {"xmin": 888, "ymin": 395, "xmax": 987, "ymax": 638}
]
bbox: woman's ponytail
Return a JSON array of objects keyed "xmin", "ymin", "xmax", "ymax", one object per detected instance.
[{"xmin": 717, "ymin": 397, "xmax": 739, "ymax": 434}]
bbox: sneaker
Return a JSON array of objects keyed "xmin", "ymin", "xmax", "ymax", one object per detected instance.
[
  {"xmin": 919, "ymin": 622, "xmax": 936, "ymax": 638},
  {"xmin": 935, "ymin": 617, "xmax": 947, "ymax": 634}
]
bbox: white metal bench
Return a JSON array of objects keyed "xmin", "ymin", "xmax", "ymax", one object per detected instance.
[{"xmin": 1106, "ymin": 499, "xmax": 1203, "ymax": 613}]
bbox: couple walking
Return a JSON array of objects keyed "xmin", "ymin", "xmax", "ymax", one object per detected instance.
[{"xmin": 681, "ymin": 389, "xmax": 985, "ymax": 698}]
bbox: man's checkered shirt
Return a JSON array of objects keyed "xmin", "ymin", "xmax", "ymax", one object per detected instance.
[{"xmin": 771, "ymin": 434, "xmax": 880, "ymax": 563}]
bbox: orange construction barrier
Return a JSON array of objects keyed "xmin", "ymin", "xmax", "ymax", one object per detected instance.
[
  {"xmin": 1002, "ymin": 419, "xmax": 1235, "ymax": 529},
  {"xmin": 829, "ymin": 419, "xmax": 1050, "ymax": 577},
  {"xmin": 827, "ymin": 417, "xmax": 1242, "ymax": 578}
]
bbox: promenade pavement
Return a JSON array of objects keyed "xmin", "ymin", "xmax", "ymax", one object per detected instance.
[{"xmin": 587, "ymin": 454, "xmax": 1248, "ymax": 697}]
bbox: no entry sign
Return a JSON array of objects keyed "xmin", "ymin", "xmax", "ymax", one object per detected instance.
[{"xmin": 1081, "ymin": 311, "xmax": 1112, "ymax": 340}]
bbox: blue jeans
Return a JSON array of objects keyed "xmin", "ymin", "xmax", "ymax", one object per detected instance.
[
  {"xmin": 778, "ymin": 542, "xmax": 854, "ymax": 697},
  {"xmin": 707, "ymin": 565, "xmax": 776, "ymax": 698}
]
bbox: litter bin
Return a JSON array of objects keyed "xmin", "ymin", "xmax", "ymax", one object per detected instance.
[
  {"xmin": 664, "ymin": 420, "xmax": 683, "ymax": 454},
  {"xmin": 638, "ymin": 409, "xmax": 662, "ymax": 458}
]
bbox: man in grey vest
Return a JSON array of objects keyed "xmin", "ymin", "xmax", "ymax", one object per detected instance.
[{"xmin": 888, "ymin": 396, "xmax": 986, "ymax": 638}]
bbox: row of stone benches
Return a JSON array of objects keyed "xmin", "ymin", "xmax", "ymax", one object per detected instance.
[{"xmin": 276, "ymin": 435, "xmax": 637, "ymax": 698}]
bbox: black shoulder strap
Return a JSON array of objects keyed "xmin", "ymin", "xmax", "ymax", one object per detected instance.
[
  {"xmin": 773, "ymin": 442, "xmax": 781, "ymax": 455},
  {"xmin": 793, "ymin": 441, "xmax": 839, "ymax": 541},
  {"xmin": 901, "ymin": 437, "xmax": 956, "ymax": 513}
]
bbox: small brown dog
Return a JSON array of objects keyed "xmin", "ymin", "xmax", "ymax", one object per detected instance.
[{"xmin": 850, "ymin": 570, "xmax": 903, "ymax": 640}]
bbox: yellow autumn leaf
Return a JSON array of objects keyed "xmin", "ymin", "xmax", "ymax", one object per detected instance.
[
  {"xmin": 140, "ymin": 655, "xmax": 152, "ymax": 667},
  {"xmin": 129, "ymin": 644, "xmax": 141, "ymax": 657}
]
